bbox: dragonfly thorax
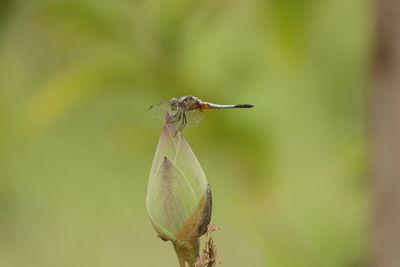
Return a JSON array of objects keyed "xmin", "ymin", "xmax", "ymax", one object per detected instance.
[{"xmin": 178, "ymin": 96, "xmax": 202, "ymax": 111}]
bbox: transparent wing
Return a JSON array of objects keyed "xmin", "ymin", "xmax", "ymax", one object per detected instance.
[
  {"xmin": 148, "ymin": 100, "xmax": 179, "ymax": 119},
  {"xmin": 184, "ymin": 109, "xmax": 204, "ymax": 128}
]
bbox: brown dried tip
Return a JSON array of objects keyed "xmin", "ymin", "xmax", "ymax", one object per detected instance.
[{"xmin": 194, "ymin": 225, "xmax": 221, "ymax": 267}]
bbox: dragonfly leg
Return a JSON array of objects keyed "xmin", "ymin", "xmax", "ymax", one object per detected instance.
[
  {"xmin": 175, "ymin": 113, "xmax": 187, "ymax": 134},
  {"xmin": 167, "ymin": 109, "xmax": 183, "ymax": 124},
  {"xmin": 182, "ymin": 113, "xmax": 187, "ymax": 129}
]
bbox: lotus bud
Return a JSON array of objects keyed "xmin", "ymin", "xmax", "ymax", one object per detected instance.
[{"xmin": 146, "ymin": 114, "xmax": 212, "ymax": 266}]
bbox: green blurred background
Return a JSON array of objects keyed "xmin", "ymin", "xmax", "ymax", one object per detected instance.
[{"xmin": 0, "ymin": 0, "xmax": 370, "ymax": 266}]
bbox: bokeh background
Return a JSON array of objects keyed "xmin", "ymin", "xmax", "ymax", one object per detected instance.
[{"xmin": 0, "ymin": 0, "xmax": 371, "ymax": 266}]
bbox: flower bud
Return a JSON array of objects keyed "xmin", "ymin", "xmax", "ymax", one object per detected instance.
[{"xmin": 146, "ymin": 115, "xmax": 212, "ymax": 242}]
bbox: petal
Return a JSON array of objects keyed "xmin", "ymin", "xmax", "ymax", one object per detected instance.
[{"xmin": 147, "ymin": 157, "xmax": 200, "ymax": 240}]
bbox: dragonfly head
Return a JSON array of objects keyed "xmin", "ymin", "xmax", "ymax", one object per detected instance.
[{"xmin": 169, "ymin": 98, "xmax": 180, "ymax": 111}]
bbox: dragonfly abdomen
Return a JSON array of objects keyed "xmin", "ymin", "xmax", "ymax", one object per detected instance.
[
  {"xmin": 232, "ymin": 104, "xmax": 254, "ymax": 108},
  {"xmin": 201, "ymin": 102, "xmax": 254, "ymax": 109}
]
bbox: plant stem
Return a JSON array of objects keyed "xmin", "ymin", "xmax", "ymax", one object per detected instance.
[{"xmin": 172, "ymin": 239, "xmax": 200, "ymax": 267}]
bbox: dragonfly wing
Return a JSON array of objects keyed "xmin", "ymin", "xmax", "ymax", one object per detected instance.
[
  {"xmin": 149, "ymin": 100, "xmax": 179, "ymax": 119},
  {"xmin": 184, "ymin": 109, "xmax": 204, "ymax": 128}
]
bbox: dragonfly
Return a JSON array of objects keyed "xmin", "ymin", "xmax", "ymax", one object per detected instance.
[{"xmin": 149, "ymin": 95, "xmax": 254, "ymax": 132}]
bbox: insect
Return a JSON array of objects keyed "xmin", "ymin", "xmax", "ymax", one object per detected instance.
[{"xmin": 149, "ymin": 96, "xmax": 254, "ymax": 132}]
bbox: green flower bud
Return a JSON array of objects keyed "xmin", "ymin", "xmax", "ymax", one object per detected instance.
[{"xmin": 146, "ymin": 116, "xmax": 212, "ymax": 242}]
